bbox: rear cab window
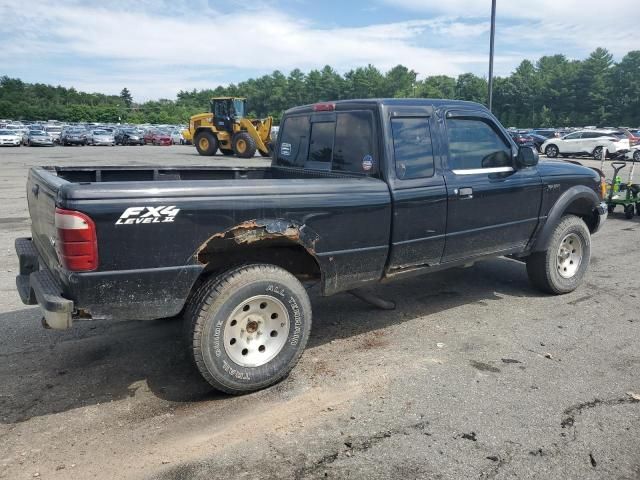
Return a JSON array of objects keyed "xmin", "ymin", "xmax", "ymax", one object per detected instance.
[{"xmin": 276, "ymin": 109, "xmax": 377, "ymax": 175}]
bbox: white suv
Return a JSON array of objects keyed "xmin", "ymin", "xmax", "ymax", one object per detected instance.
[{"xmin": 542, "ymin": 130, "xmax": 630, "ymax": 159}]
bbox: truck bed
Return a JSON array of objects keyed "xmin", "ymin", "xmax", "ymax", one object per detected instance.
[
  {"xmin": 26, "ymin": 164, "xmax": 392, "ymax": 320},
  {"xmin": 52, "ymin": 164, "xmax": 354, "ymax": 183}
]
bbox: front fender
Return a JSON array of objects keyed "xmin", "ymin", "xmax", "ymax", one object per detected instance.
[{"xmin": 531, "ymin": 185, "xmax": 600, "ymax": 252}]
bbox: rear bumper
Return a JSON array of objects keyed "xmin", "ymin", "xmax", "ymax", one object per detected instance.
[
  {"xmin": 15, "ymin": 237, "xmax": 203, "ymax": 329},
  {"xmin": 15, "ymin": 238, "xmax": 73, "ymax": 329}
]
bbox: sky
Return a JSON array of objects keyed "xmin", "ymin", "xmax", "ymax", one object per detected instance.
[{"xmin": 0, "ymin": 0, "xmax": 637, "ymax": 101}]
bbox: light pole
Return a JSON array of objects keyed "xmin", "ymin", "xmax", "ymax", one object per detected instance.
[{"xmin": 488, "ymin": 0, "xmax": 496, "ymax": 111}]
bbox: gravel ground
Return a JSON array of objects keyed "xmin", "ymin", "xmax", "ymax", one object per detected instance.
[{"xmin": 0, "ymin": 145, "xmax": 638, "ymax": 480}]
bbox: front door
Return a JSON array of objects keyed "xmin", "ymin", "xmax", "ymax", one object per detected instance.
[
  {"xmin": 442, "ymin": 112, "xmax": 542, "ymax": 263},
  {"xmin": 559, "ymin": 131, "xmax": 583, "ymax": 154}
]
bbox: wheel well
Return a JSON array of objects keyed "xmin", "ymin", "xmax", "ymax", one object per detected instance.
[
  {"xmin": 564, "ymin": 197, "xmax": 598, "ymax": 232},
  {"xmin": 199, "ymin": 244, "xmax": 320, "ymax": 281}
]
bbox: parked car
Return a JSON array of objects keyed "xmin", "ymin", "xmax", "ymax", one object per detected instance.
[
  {"xmin": 0, "ymin": 129, "xmax": 22, "ymax": 146},
  {"xmin": 45, "ymin": 125, "xmax": 63, "ymax": 144},
  {"xmin": 170, "ymin": 129, "xmax": 185, "ymax": 145},
  {"xmin": 531, "ymin": 129, "xmax": 560, "ymax": 139},
  {"xmin": 26, "ymin": 131, "xmax": 54, "ymax": 147},
  {"xmin": 144, "ymin": 130, "xmax": 172, "ymax": 146},
  {"xmin": 541, "ymin": 130, "xmax": 630, "ymax": 159},
  {"xmin": 87, "ymin": 129, "xmax": 115, "ymax": 146},
  {"xmin": 61, "ymin": 128, "xmax": 88, "ymax": 146},
  {"xmin": 524, "ymin": 133, "xmax": 548, "ymax": 152},
  {"xmin": 509, "ymin": 132, "xmax": 535, "ymax": 147},
  {"xmin": 143, "ymin": 129, "xmax": 157, "ymax": 144},
  {"xmin": 115, "ymin": 128, "xmax": 145, "ymax": 145},
  {"xmin": 626, "ymin": 146, "xmax": 640, "ymax": 162},
  {"xmin": 15, "ymin": 98, "xmax": 607, "ymax": 394},
  {"xmin": 618, "ymin": 128, "xmax": 640, "ymax": 148}
]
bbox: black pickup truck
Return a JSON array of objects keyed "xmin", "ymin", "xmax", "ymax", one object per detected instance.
[{"xmin": 16, "ymin": 99, "xmax": 607, "ymax": 394}]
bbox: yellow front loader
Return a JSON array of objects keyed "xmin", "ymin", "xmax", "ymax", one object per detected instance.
[{"xmin": 187, "ymin": 97, "xmax": 272, "ymax": 158}]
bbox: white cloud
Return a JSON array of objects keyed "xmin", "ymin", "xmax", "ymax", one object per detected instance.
[
  {"xmin": 0, "ymin": 1, "xmax": 507, "ymax": 99},
  {"xmin": 2, "ymin": 0, "xmax": 635, "ymax": 100},
  {"xmin": 381, "ymin": 0, "xmax": 639, "ymax": 57}
]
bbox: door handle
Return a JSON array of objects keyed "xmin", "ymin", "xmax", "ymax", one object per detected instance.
[{"xmin": 456, "ymin": 187, "xmax": 473, "ymax": 199}]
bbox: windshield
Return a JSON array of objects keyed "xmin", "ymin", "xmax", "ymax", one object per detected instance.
[
  {"xmin": 233, "ymin": 99, "xmax": 245, "ymax": 118},
  {"xmin": 46, "ymin": 126, "xmax": 62, "ymax": 132},
  {"xmin": 31, "ymin": 131, "xmax": 47, "ymax": 136},
  {"xmin": 93, "ymin": 130, "xmax": 108, "ymax": 135},
  {"xmin": 0, "ymin": 130, "xmax": 15, "ymax": 135}
]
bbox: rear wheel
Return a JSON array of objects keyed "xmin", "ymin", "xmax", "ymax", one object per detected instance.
[
  {"xmin": 633, "ymin": 150, "xmax": 640, "ymax": 162},
  {"xmin": 545, "ymin": 144, "xmax": 559, "ymax": 158},
  {"xmin": 233, "ymin": 131, "xmax": 257, "ymax": 158},
  {"xmin": 526, "ymin": 215, "xmax": 591, "ymax": 294},
  {"xmin": 624, "ymin": 204, "xmax": 635, "ymax": 219},
  {"xmin": 259, "ymin": 144, "xmax": 272, "ymax": 158},
  {"xmin": 184, "ymin": 264, "xmax": 312, "ymax": 394},
  {"xmin": 195, "ymin": 131, "xmax": 218, "ymax": 156}
]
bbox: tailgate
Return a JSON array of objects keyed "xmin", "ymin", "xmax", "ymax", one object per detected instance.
[{"xmin": 27, "ymin": 168, "xmax": 67, "ymax": 273}]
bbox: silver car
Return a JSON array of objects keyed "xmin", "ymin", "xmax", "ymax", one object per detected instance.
[
  {"xmin": 88, "ymin": 129, "xmax": 115, "ymax": 146},
  {"xmin": 27, "ymin": 131, "xmax": 54, "ymax": 146}
]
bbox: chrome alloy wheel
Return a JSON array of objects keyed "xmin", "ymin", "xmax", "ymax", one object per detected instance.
[
  {"xmin": 557, "ymin": 233, "xmax": 583, "ymax": 278},
  {"xmin": 223, "ymin": 295, "xmax": 290, "ymax": 367}
]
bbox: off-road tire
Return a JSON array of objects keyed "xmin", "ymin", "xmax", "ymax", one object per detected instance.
[
  {"xmin": 259, "ymin": 144, "xmax": 272, "ymax": 158},
  {"xmin": 220, "ymin": 148, "xmax": 234, "ymax": 156},
  {"xmin": 526, "ymin": 215, "xmax": 591, "ymax": 295},
  {"xmin": 184, "ymin": 264, "xmax": 312, "ymax": 394},
  {"xmin": 195, "ymin": 131, "xmax": 218, "ymax": 156},
  {"xmin": 232, "ymin": 131, "xmax": 257, "ymax": 158},
  {"xmin": 624, "ymin": 204, "xmax": 635, "ymax": 219},
  {"xmin": 545, "ymin": 144, "xmax": 559, "ymax": 158}
]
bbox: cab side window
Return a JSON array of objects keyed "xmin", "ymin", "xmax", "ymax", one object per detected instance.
[
  {"xmin": 276, "ymin": 115, "xmax": 310, "ymax": 167},
  {"xmin": 391, "ymin": 117, "xmax": 435, "ymax": 179},
  {"xmin": 446, "ymin": 118, "xmax": 512, "ymax": 170}
]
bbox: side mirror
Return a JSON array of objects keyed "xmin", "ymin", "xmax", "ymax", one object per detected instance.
[{"xmin": 516, "ymin": 146, "xmax": 539, "ymax": 168}]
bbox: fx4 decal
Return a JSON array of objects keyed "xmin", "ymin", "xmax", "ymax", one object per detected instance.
[{"xmin": 115, "ymin": 206, "xmax": 180, "ymax": 225}]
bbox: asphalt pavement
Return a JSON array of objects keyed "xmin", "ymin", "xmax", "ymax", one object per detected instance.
[{"xmin": 0, "ymin": 145, "xmax": 638, "ymax": 480}]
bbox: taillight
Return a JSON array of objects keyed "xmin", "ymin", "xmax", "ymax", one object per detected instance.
[{"xmin": 55, "ymin": 208, "xmax": 98, "ymax": 271}]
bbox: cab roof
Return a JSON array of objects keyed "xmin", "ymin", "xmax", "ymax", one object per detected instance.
[{"xmin": 284, "ymin": 98, "xmax": 488, "ymax": 115}]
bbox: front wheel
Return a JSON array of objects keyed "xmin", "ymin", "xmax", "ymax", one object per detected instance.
[
  {"xmin": 185, "ymin": 264, "xmax": 312, "ymax": 394},
  {"xmin": 633, "ymin": 150, "xmax": 640, "ymax": 162},
  {"xmin": 194, "ymin": 131, "xmax": 218, "ymax": 156},
  {"xmin": 593, "ymin": 146, "xmax": 604, "ymax": 160},
  {"xmin": 545, "ymin": 144, "xmax": 559, "ymax": 158},
  {"xmin": 526, "ymin": 215, "xmax": 591, "ymax": 294}
]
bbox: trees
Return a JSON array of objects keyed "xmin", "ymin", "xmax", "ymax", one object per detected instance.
[
  {"xmin": 119, "ymin": 88, "xmax": 133, "ymax": 108},
  {"xmin": 1, "ymin": 49, "xmax": 639, "ymax": 127}
]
